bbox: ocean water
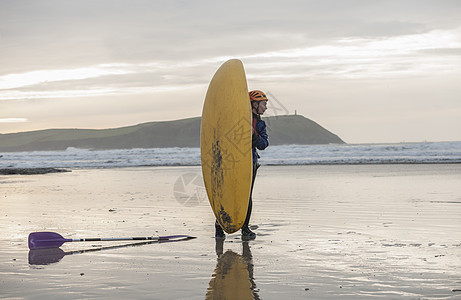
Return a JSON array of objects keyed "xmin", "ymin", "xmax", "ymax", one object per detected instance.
[{"xmin": 1, "ymin": 141, "xmax": 460, "ymax": 169}]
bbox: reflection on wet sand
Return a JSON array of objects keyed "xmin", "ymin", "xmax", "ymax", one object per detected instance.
[{"xmin": 206, "ymin": 240, "xmax": 260, "ymax": 300}]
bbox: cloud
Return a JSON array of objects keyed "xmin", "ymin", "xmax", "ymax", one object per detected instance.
[
  {"xmin": 0, "ymin": 59, "xmax": 213, "ymax": 100},
  {"xmin": 0, "ymin": 64, "xmax": 136, "ymax": 90},
  {"xmin": 1, "ymin": 27, "xmax": 460, "ymax": 102},
  {"xmin": 1, "ymin": 0, "xmax": 460, "ymax": 73},
  {"xmin": 0, "ymin": 85, "xmax": 203, "ymax": 101},
  {"xmin": 0, "ymin": 118, "xmax": 28, "ymax": 123}
]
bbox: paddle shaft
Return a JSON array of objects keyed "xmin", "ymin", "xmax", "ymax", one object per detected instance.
[{"xmin": 69, "ymin": 236, "xmax": 165, "ymax": 242}]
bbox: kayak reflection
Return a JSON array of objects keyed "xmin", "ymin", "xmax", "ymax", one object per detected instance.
[
  {"xmin": 28, "ymin": 236, "xmax": 195, "ymax": 265},
  {"xmin": 206, "ymin": 240, "xmax": 260, "ymax": 300}
]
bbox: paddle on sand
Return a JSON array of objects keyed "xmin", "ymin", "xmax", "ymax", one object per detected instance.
[
  {"xmin": 28, "ymin": 231, "xmax": 195, "ymax": 250},
  {"xmin": 29, "ymin": 236, "xmax": 195, "ymax": 265}
]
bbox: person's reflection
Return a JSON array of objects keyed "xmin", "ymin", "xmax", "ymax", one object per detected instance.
[{"xmin": 206, "ymin": 239, "xmax": 260, "ymax": 299}]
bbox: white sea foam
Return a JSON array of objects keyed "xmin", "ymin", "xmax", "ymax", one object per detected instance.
[{"xmin": 1, "ymin": 142, "xmax": 460, "ymax": 169}]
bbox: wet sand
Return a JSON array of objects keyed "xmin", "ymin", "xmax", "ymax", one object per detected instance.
[{"xmin": 1, "ymin": 164, "xmax": 461, "ymax": 299}]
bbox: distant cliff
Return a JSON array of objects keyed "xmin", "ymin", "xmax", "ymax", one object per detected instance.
[
  {"xmin": 264, "ymin": 115, "xmax": 344, "ymax": 145},
  {"xmin": 0, "ymin": 115, "xmax": 344, "ymax": 152}
]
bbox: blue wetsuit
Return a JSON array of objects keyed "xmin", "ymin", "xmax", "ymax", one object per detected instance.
[{"xmin": 251, "ymin": 113, "xmax": 269, "ymax": 163}]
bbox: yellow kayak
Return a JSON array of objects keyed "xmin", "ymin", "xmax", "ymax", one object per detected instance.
[{"xmin": 200, "ymin": 59, "xmax": 252, "ymax": 233}]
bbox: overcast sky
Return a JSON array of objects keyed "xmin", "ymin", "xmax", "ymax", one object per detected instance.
[{"xmin": 1, "ymin": 0, "xmax": 460, "ymax": 143}]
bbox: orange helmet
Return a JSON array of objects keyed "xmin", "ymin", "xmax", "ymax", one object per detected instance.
[{"xmin": 249, "ymin": 90, "xmax": 268, "ymax": 102}]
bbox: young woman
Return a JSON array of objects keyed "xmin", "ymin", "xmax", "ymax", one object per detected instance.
[{"xmin": 215, "ymin": 90, "xmax": 269, "ymax": 240}]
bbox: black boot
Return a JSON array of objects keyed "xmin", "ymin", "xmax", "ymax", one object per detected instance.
[{"xmin": 241, "ymin": 226, "xmax": 256, "ymax": 240}]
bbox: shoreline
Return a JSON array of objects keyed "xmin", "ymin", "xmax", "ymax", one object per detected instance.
[
  {"xmin": 2, "ymin": 162, "xmax": 461, "ymax": 175},
  {"xmin": 1, "ymin": 162, "xmax": 461, "ymax": 175}
]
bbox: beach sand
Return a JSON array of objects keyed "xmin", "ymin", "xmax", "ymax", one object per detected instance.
[{"xmin": 1, "ymin": 164, "xmax": 460, "ymax": 299}]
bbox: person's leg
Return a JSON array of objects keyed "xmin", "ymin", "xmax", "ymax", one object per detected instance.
[
  {"xmin": 215, "ymin": 220, "xmax": 225, "ymax": 238},
  {"xmin": 242, "ymin": 162, "xmax": 259, "ymax": 239},
  {"xmin": 243, "ymin": 197, "xmax": 253, "ymax": 229}
]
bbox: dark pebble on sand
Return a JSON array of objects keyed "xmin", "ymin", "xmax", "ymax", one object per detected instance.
[
  {"xmin": 0, "ymin": 168, "xmax": 70, "ymax": 175},
  {"xmin": 80, "ymin": 273, "xmax": 84, "ymax": 276}
]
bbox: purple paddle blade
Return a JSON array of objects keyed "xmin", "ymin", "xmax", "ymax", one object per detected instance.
[{"xmin": 28, "ymin": 232, "xmax": 72, "ymax": 250}]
